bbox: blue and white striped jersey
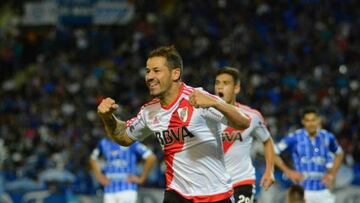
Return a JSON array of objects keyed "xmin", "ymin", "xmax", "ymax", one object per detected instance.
[
  {"xmin": 275, "ymin": 128, "xmax": 342, "ymax": 191},
  {"xmin": 91, "ymin": 138, "xmax": 153, "ymax": 193}
]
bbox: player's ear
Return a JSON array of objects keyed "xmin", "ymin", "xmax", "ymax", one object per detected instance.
[
  {"xmin": 172, "ymin": 68, "xmax": 181, "ymax": 81},
  {"xmin": 234, "ymin": 82, "xmax": 240, "ymax": 94}
]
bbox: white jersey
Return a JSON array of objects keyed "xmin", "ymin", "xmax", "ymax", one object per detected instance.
[
  {"xmin": 126, "ymin": 83, "xmax": 233, "ymax": 202},
  {"xmin": 221, "ymin": 103, "xmax": 270, "ymax": 187}
]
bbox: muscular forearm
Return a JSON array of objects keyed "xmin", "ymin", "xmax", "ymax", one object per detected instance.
[
  {"xmin": 263, "ymin": 138, "xmax": 275, "ymax": 173},
  {"xmin": 100, "ymin": 114, "xmax": 134, "ymax": 146},
  {"xmin": 213, "ymin": 101, "xmax": 250, "ymax": 130}
]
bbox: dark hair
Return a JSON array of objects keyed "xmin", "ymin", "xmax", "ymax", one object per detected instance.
[
  {"xmin": 301, "ymin": 106, "xmax": 319, "ymax": 118},
  {"xmin": 287, "ymin": 185, "xmax": 305, "ymax": 203},
  {"xmin": 215, "ymin": 67, "xmax": 241, "ymax": 84},
  {"xmin": 148, "ymin": 45, "xmax": 183, "ymax": 81}
]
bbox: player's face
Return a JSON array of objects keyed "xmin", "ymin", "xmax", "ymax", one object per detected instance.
[
  {"xmin": 214, "ymin": 73, "xmax": 239, "ymax": 104},
  {"xmin": 302, "ymin": 113, "xmax": 320, "ymax": 135},
  {"xmin": 145, "ymin": 56, "xmax": 179, "ymax": 97}
]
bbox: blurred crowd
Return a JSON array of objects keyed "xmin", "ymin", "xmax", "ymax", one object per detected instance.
[{"xmin": 1, "ymin": 0, "xmax": 359, "ymax": 198}]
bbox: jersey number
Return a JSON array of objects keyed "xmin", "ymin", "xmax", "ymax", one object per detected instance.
[{"xmin": 237, "ymin": 195, "xmax": 251, "ymax": 203}]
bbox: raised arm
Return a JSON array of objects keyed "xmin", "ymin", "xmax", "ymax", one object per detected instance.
[
  {"xmin": 189, "ymin": 91, "xmax": 250, "ymax": 129},
  {"xmin": 97, "ymin": 97, "xmax": 135, "ymax": 146}
]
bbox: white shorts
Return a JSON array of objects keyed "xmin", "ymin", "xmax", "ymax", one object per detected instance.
[
  {"xmin": 305, "ymin": 189, "xmax": 335, "ymax": 203},
  {"xmin": 104, "ymin": 190, "xmax": 137, "ymax": 203}
]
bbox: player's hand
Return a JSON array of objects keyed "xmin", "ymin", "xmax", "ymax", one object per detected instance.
[
  {"xmin": 189, "ymin": 90, "xmax": 217, "ymax": 108},
  {"xmin": 286, "ymin": 170, "xmax": 304, "ymax": 183},
  {"xmin": 260, "ymin": 171, "xmax": 275, "ymax": 191},
  {"xmin": 97, "ymin": 174, "xmax": 110, "ymax": 186},
  {"xmin": 322, "ymin": 173, "xmax": 335, "ymax": 190},
  {"xmin": 127, "ymin": 175, "xmax": 145, "ymax": 185},
  {"xmin": 97, "ymin": 97, "xmax": 119, "ymax": 117}
]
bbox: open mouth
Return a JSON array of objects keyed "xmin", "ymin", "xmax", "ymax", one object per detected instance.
[{"xmin": 218, "ymin": 92, "xmax": 224, "ymax": 98}]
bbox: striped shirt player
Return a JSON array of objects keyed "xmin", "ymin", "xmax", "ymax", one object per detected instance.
[
  {"xmin": 90, "ymin": 138, "xmax": 154, "ymax": 203},
  {"xmin": 126, "ymin": 83, "xmax": 234, "ymax": 202},
  {"xmin": 221, "ymin": 103, "xmax": 271, "ymax": 202},
  {"xmin": 275, "ymin": 128, "xmax": 343, "ymax": 203}
]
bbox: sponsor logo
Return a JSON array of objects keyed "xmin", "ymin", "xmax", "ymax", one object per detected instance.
[
  {"xmin": 155, "ymin": 126, "xmax": 194, "ymax": 146},
  {"xmin": 221, "ymin": 131, "xmax": 243, "ymax": 142}
]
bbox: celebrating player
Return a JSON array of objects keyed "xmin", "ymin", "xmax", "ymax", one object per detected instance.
[
  {"xmin": 97, "ymin": 46, "xmax": 250, "ymax": 202},
  {"xmin": 214, "ymin": 67, "xmax": 275, "ymax": 203}
]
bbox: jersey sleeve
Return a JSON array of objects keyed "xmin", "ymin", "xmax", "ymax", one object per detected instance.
[
  {"xmin": 90, "ymin": 141, "xmax": 103, "ymax": 160},
  {"xmin": 328, "ymin": 132, "xmax": 343, "ymax": 154},
  {"xmin": 251, "ymin": 113, "xmax": 271, "ymax": 142},
  {"xmin": 275, "ymin": 133, "xmax": 297, "ymax": 155},
  {"xmin": 194, "ymin": 88, "xmax": 229, "ymax": 125},
  {"xmin": 132, "ymin": 142, "xmax": 153, "ymax": 159},
  {"xmin": 125, "ymin": 107, "xmax": 153, "ymax": 141},
  {"xmin": 201, "ymin": 107, "xmax": 228, "ymax": 125}
]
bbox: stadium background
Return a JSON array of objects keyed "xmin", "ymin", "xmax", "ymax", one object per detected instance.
[{"xmin": 0, "ymin": 0, "xmax": 359, "ymax": 202}]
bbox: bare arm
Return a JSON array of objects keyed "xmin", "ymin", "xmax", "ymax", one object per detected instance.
[
  {"xmin": 128, "ymin": 154, "xmax": 157, "ymax": 184},
  {"xmin": 89, "ymin": 158, "xmax": 110, "ymax": 186},
  {"xmin": 98, "ymin": 98, "xmax": 135, "ymax": 146},
  {"xmin": 328, "ymin": 152, "xmax": 344, "ymax": 176},
  {"xmin": 322, "ymin": 152, "xmax": 344, "ymax": 189},
  {"xmin": 213, "ymin": 101, "xmax": 250, "ymax": 130},
  {"xmin": 260, "ymin": 138, "xmax": 275, "ymax": 190},
  {"xmin": 274, "ymin": 155, "xmax": 303, "ymax": 183},
  {"xmin": 189, "ymin": 91, "xmax": 250, "ymax": 129}
]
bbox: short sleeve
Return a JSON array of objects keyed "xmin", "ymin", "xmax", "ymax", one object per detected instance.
[
  {"xmin": 132, "ymin": 142, "xmax": 153, "ymax": 159},
  {"xmin": 90, "ymin": 141, "xmax": 103, "ymax": 160},
  {"xmin": 275, "ymin": 133, "xmax": 297, "ymax": 155},
  {"xmin": 201, "ymin": 107, "xmax": 228, "ymax": 125},
  {"xmin": 328, "ymin": 133, "xmax": 343, "ymax": 154},
  {"xmin": 251, "ymin": 113, "xmax": 271, "ymax": 142},
  {"xmin": 126, "ymin": 108, "xmax": 153, "ymax": 141}
]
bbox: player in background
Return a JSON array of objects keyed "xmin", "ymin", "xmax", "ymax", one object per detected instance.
[
  {"xmin": 286, "ymin": 185, "xmax": 305, "ymax": 203},
  {"xmin": 97, "ymin": 45, "xmax": 250, "ymax": 203},
  {"xmin": 274, "ymin": 107, "xmax": 344, "ymax": 203},
  {"xmin": 214, "ymin": 67, "xmax": 275, "ymax": 203},
  {"xmin": 89, "ymin": 138, "xmax": 156, "ymax": 203}
]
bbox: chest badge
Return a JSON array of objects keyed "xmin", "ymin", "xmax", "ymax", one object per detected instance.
[{"xmin": 177, "ymin": 107, "xmax": 189, "ymax": 123}]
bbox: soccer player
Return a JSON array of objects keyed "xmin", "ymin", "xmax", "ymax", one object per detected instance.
[
  {"xmin": 97, "ymin": 45, "xmax": 250, "ymax": 203},
  {"xmin": 214, "ymin": 67, "xmax": 275, "ymax": 203},
  {"xmin": 89, "ymin": 138, "xmax": 156, "ymax": 203},
  {"xmin": 286, "ymin": 185, "xmax": 305, "ymax": 203},
  {"xmin": 274, "ymin": 107, "xmax": 344, "ymax": 203}
]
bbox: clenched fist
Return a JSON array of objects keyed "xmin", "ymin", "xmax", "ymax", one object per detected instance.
[
  {"xmin": 189, "ymin": 90, "xmax": 218, "ymax": 108},
  {"xmin": 97, "ymin": 97, "xmax": 119, "ymax": 117}
]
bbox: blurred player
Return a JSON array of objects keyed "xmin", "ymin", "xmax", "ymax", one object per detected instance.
[
  {"xmin": 214, "ymin": 67, "xmax": 275, "ymax": 203},
  {"xmin": 89, "ymin": 138, "xmax": 156, "ymax": 203},
  {"xmin": 274, "ymin": 107, "xmax": 344, "ymax": 203},
  {"xmin": 97, "ymin": 45, "xmax": 250, "ymax": 202},
  {"xmin": 286, "ymin": 185, "xmax": 305, "ymax": 203}
]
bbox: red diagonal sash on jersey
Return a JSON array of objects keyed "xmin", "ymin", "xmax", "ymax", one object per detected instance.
[
  {"xmin": 165, "ymin": 98, "xmax": 194, "ymax": 187},
  {"xmin": 222, "ymin": 127, "xmax": 244, "ymax": 153}
]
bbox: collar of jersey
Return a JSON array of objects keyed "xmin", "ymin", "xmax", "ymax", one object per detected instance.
[{"xmin": 161, "ymin": 82, "xmax": 185, "ymax": 110}]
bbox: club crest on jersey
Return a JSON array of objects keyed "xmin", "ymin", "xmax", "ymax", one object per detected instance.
[
  {"xmin": 177, "ymin": 107, "xmax": 188, "ymax": 123},
  {"xmin": 153, "ymin": 116, "xmax": 160, "ymax": 125}
]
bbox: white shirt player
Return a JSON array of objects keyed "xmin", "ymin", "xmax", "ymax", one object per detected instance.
[
  {"xmin": 221, "ymin": 103, "xmax": 271, "ymax": 187},
  {"xmin": 125, "ymin": 83, "xmax": 233, "ymax": 202}
]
